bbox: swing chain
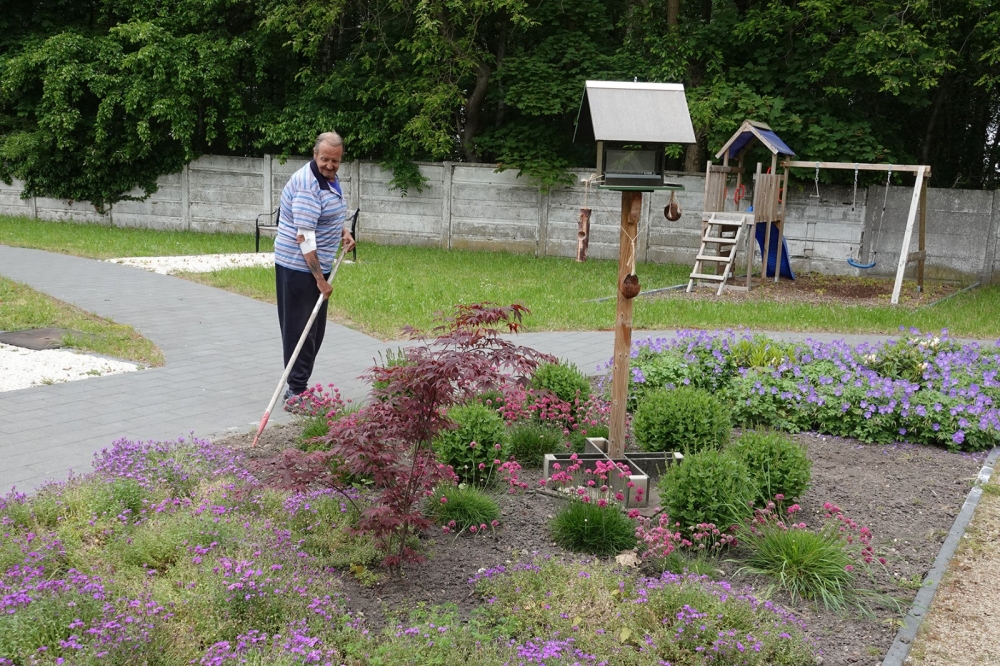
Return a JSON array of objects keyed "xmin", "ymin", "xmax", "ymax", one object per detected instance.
[
  {"xmin": 813, "ymin": 162, "xmax": 820, "ymax": 198},
  {"xmin": 851, "ymin": 164, "xmax": 859, "ymax": 211}
]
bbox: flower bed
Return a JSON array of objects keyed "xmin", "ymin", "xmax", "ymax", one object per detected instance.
[{"xmin": 622, "ymin": 328, "xmax": 1000, "ymax": 452}]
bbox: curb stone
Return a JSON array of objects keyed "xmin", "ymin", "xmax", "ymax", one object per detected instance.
[{"xmin": 880, "ymin": 445, "xmax": 1000, "ymax": 666}]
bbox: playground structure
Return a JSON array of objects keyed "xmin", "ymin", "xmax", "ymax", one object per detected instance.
[
  {"xmin": 687, "ymin": 120, "xmax": 794, "ymax": 295},
  {"xmin": 689, "ymin": 120, "xmax": 931, "ymax": 304}
]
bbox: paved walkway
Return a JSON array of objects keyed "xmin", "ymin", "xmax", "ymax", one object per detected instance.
[{"xmin": 0, "ymin": 244, "xmax": 961, "ymax": 494}]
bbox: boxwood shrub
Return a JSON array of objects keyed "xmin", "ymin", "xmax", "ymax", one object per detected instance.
[
  {"xmin": 632, "ymin": 386, "xmax": 731, "ymax": 454},
  {"xmin": 658, "ymin": 449, "xmax": 754, "ymax": 531}
]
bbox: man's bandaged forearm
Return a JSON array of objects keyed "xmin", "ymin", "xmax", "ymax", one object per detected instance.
[{"xmin": 297, "ymin": 228, "xmax": 316, "ymax": 254}]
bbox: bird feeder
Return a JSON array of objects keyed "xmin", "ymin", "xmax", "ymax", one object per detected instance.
[{"xmin": 573, "ymin": 81, "xmax": 696, "ymax": 459}]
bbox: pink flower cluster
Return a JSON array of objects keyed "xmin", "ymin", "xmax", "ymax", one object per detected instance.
[{"xmin": 541, "ymin": 454, "xmax": 640, "ymax": 506}]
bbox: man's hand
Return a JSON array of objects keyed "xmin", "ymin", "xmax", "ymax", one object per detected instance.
[{"xmin": 341, "ymin": 228, "xmax": 356, "ymax": 253}]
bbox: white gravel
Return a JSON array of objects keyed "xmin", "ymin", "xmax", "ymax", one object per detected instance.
[
  {"xmin": 6, "ymin": 254, "xmax": 301, "ymax": 393},
  {"xmin": 104, "ymin": 252, "xmax": 276, "ymax": 274},
  {"xmin": 0, "ymin": 342, "xmax": 141, "ymax": 392}
]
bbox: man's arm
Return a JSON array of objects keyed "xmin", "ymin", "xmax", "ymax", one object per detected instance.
[{"xmin": 296, "ymin": 230, "xmax": 333, "ymax": 299}]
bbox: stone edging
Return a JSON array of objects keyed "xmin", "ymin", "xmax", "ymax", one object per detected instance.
[{"xmin": 881, "ymin": 445, "xmax": 1000, "ymax": 666}]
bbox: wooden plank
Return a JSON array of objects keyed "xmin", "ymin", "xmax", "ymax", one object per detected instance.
[
  {"xmin": 609, "ymin": 190, "xmax": 642, "ymax": 459},
  {"xmin": 918, "ymin": 179, "xmax": 927, "ymax": 291},
  {"xmin": 782, "ymin": 160, "xmax": 932, "ymax": 176},
  {"xmin": 689, "ymin": 272, "xmax": 726, "ymax": 281},
  {"xmin": 891, "ymin": 166, "xmax": 926, "ymax": 304},
  {"xmin": 708, "ymin": 165, "xmax": 744, "ymax": 174}
]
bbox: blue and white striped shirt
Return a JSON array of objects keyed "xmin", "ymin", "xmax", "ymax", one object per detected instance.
[{"xmin": 275, "ymin": 161, "xmax": 346, "ymax": 274}]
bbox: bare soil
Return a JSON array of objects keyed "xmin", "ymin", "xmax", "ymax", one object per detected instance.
[
  {"xmin": 673, "ymin": 273, "xmax": 961, "ymax": 308},
  {"xmin": 217, "ymin": 424, "xmax": 986, "ymax": 666}
]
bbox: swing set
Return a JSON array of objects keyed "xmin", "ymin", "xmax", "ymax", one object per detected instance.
[{"xmin": 781, "ymin": 159, "xmax": 930, "ymax": 304}]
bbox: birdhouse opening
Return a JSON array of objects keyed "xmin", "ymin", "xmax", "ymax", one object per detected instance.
[{"xmin": 602, "ymin": 144, "xmax": 664, "ymax": 188}]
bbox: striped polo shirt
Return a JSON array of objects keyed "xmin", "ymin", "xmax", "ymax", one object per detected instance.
[{"xmin": 274, "ymin": 160, "xmax": 346, "ymax": 274}]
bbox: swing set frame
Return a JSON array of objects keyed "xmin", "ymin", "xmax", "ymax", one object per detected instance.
[{"xmin": 781, "ymin": 160, "xmax": 931, "ymax": 304}]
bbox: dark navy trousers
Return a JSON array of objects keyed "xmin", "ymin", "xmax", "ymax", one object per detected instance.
[{"xmin": 275, "ymin": 264, "xmax": 329, "ymax": 394}]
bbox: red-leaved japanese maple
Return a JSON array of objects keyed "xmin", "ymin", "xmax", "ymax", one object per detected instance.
[{"xmin": 320, "ymin": 303, "xmax": 553, "ymax": 573}]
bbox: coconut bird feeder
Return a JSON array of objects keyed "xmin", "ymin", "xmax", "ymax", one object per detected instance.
[{"xmin": 574, "ymin": 81, "xmax": 697, "ymax": 458}]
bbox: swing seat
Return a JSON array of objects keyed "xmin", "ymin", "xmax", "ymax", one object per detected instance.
[{"xmin": 847, "ymin": 257, "xmax": 876, "ymax": 269}]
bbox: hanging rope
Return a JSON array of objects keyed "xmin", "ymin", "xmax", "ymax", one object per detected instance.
[
  {"xmin": 664, "ymin": 190, "xmax": 682, "ymax": 221},
  {"xmin": 621, "ymin": 223, "xmax": 641, "ymax": 298},
  {"xmin": 848, "ymin": 165, "xmax": 891, "ymax": 269}
]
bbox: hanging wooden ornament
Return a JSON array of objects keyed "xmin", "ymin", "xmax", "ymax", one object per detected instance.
[
  {"xmin": 621, "ymin": 273, "xmax": 640, "ymax": 299},
  {"xmin": 664, "ymin": 191, "xmax": 682, "ymax": 221}
]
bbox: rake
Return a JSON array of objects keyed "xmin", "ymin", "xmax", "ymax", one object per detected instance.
[{"xmin": 251, "ymin": 246, "xmax": 348, "ymax": 447}]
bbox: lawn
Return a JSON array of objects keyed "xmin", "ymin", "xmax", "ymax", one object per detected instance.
[
  {"xmin": 0, "ymin": 277, "xmax": 164, "ymax": 365},
  {"xmin": 186, "ymin": 243, "xmax": 1000, "ymax": 341},
  {"xmin": 4, "ymin": 214, "xmax": 1000, "ymax": 341},
  {"xmin": 0, "ymin": 215, "xmax": 272, "ymax": 259}
]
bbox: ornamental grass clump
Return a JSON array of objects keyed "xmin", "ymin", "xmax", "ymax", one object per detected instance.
[
  {"xmin": 734, "ymin": 499, "xmax": 887, "ymax": 611},
  {"xmin": 633, "ymin": 386, "xmax": 731, "ymax": 454},
  {"xmin": 658, "ymin": 449, "xmax": 754, "ymax": 531},
  {"xmin": 508, "ymin": 420, "xmax": 567, "ymax": 467},
  {"xmin": 731, "ymin": 429, "xmax": 812, "ymax": 507},
  {"xmin": 428, "ymin": 484, "xmax": 500, "ymax": 533},
  {"xmin": 550, "ymin": 501, "xmax": 637, "ymax": 556}
]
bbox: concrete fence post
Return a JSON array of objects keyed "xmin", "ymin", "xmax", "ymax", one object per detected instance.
[
  {"xmin": 351, "ymin": 160, "xmax": 361, "ymax": 211},
  {"xmin": 983, "ymin": 189, "xmax": 1000, "ymax": 285},
  {"xmin": 263, "ymin": 154, "xmax": 273, "ymax": 215},
  {"xmin": 181, "ymin": 163, "xmax": 191, "ymax": 231},
  {"xmin": 537, "ymin": 189, "xmax": 550, "ymax": 257},
  {"xmin": 27, "ymin": 194, "xmax": 36, "ymax": 220},
  {"xmin": 441, "ymin": 162, "xmax": 453, "ymax": 250}
]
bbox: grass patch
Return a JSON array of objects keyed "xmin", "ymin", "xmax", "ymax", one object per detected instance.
[
  {"xmin": 0, "ymin": 215, "xmax": 272, "ymax": 259},
  {"xmin": 185, "ymin": 243, "xmax": 1000, "ymax": 340},
  {"xmin": 0, "ymin": 276, "xmax": 163, "ymax": 365}
]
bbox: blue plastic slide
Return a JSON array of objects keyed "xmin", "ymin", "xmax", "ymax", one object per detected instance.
[{"xmin": 754, "ymin": 222, "xmax": 795, "ymax": 280}]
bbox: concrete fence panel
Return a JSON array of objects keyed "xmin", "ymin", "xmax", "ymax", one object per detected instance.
[{"xmin": 2, "ymin": 155, "xmax": 997, "ymax": 284}]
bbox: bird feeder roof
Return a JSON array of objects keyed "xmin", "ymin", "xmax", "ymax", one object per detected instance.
[
  {"xmin": 715, "ymin": 120, "xmax": 796, "ymax": 159},
  {"xmin": 574, "ymin": 81, "xmax": 696, "ymax": 145}
]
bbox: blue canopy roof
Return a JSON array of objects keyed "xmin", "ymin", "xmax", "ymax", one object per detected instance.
[{"xmin": 716, "ymin": 121, "xmax": 796, "ymax": 160}]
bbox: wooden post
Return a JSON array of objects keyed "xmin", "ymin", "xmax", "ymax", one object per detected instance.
[
  {"xmin": 609, "ymin": 190, "xmax": 642, "ymax": 459},
  {"xmin": 891, "ymin": 166, "xmax": 926, "ymax": 304},
  {"xmin": 918, "ymin": 177, "xmax": 927, "ymax": 292}
]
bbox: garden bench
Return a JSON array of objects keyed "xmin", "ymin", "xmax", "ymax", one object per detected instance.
[{"xmin": 256, "ymin": 207, "xmax": 360, "ymax": 262}]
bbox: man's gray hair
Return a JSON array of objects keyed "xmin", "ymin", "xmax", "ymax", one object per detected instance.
[{"xmin": 313, "ymin": 132, "xmax": 344, "ymax": 153}]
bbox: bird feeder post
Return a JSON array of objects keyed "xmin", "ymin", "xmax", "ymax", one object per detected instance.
[{"xmin": 608, "ymin": 190, "xmax": 643, "ymax": 459}]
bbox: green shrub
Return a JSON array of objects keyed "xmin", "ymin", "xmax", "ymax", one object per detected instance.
[
  {"xmin": 549, "ymin": 501, "xmax": 636, "ymax": 556},
  {"xmin": 508, "ymin": 421, "xmax": 567, "ymax": 467},
  {"xmin": 427, "ymin": 484, "xmax": 500, "ymax": 531},
  {"xmin": 633, "ymin": 387, "xmax": 731, "ymax": 454},
  {"xmin": 736, "ymin": 524, "xmax": 854, "ymax": 610},
  {"xmin": 732, "ymin": 430, "xmax": 812, "ymax": 507},
  {"xmin": 727, "ymin": 335, "xmax": 792, "ymax": 369},
  {"xmin": 433, "ymin": 402, "xmax": 509, "ymax": 486},
  {"xmin": 569, "ymin": 423, "xmax": 609, "ymax": 454},
  {"xmin": 531, "ymin": 360, "xmax": 591, "ymax": 406},
  {"xmin": 659, "ymin": 450, "xmax": 754, "ymax": 531}
]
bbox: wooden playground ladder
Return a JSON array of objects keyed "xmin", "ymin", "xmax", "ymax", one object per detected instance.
[{"xmin": 687, "ymin": 212, "xmax": 752, "ymax": 296}]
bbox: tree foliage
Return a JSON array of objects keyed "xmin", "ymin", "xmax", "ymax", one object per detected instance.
[{"xmin": 1, "ymin": 0, "xmax": 997, "ymax": 208}]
